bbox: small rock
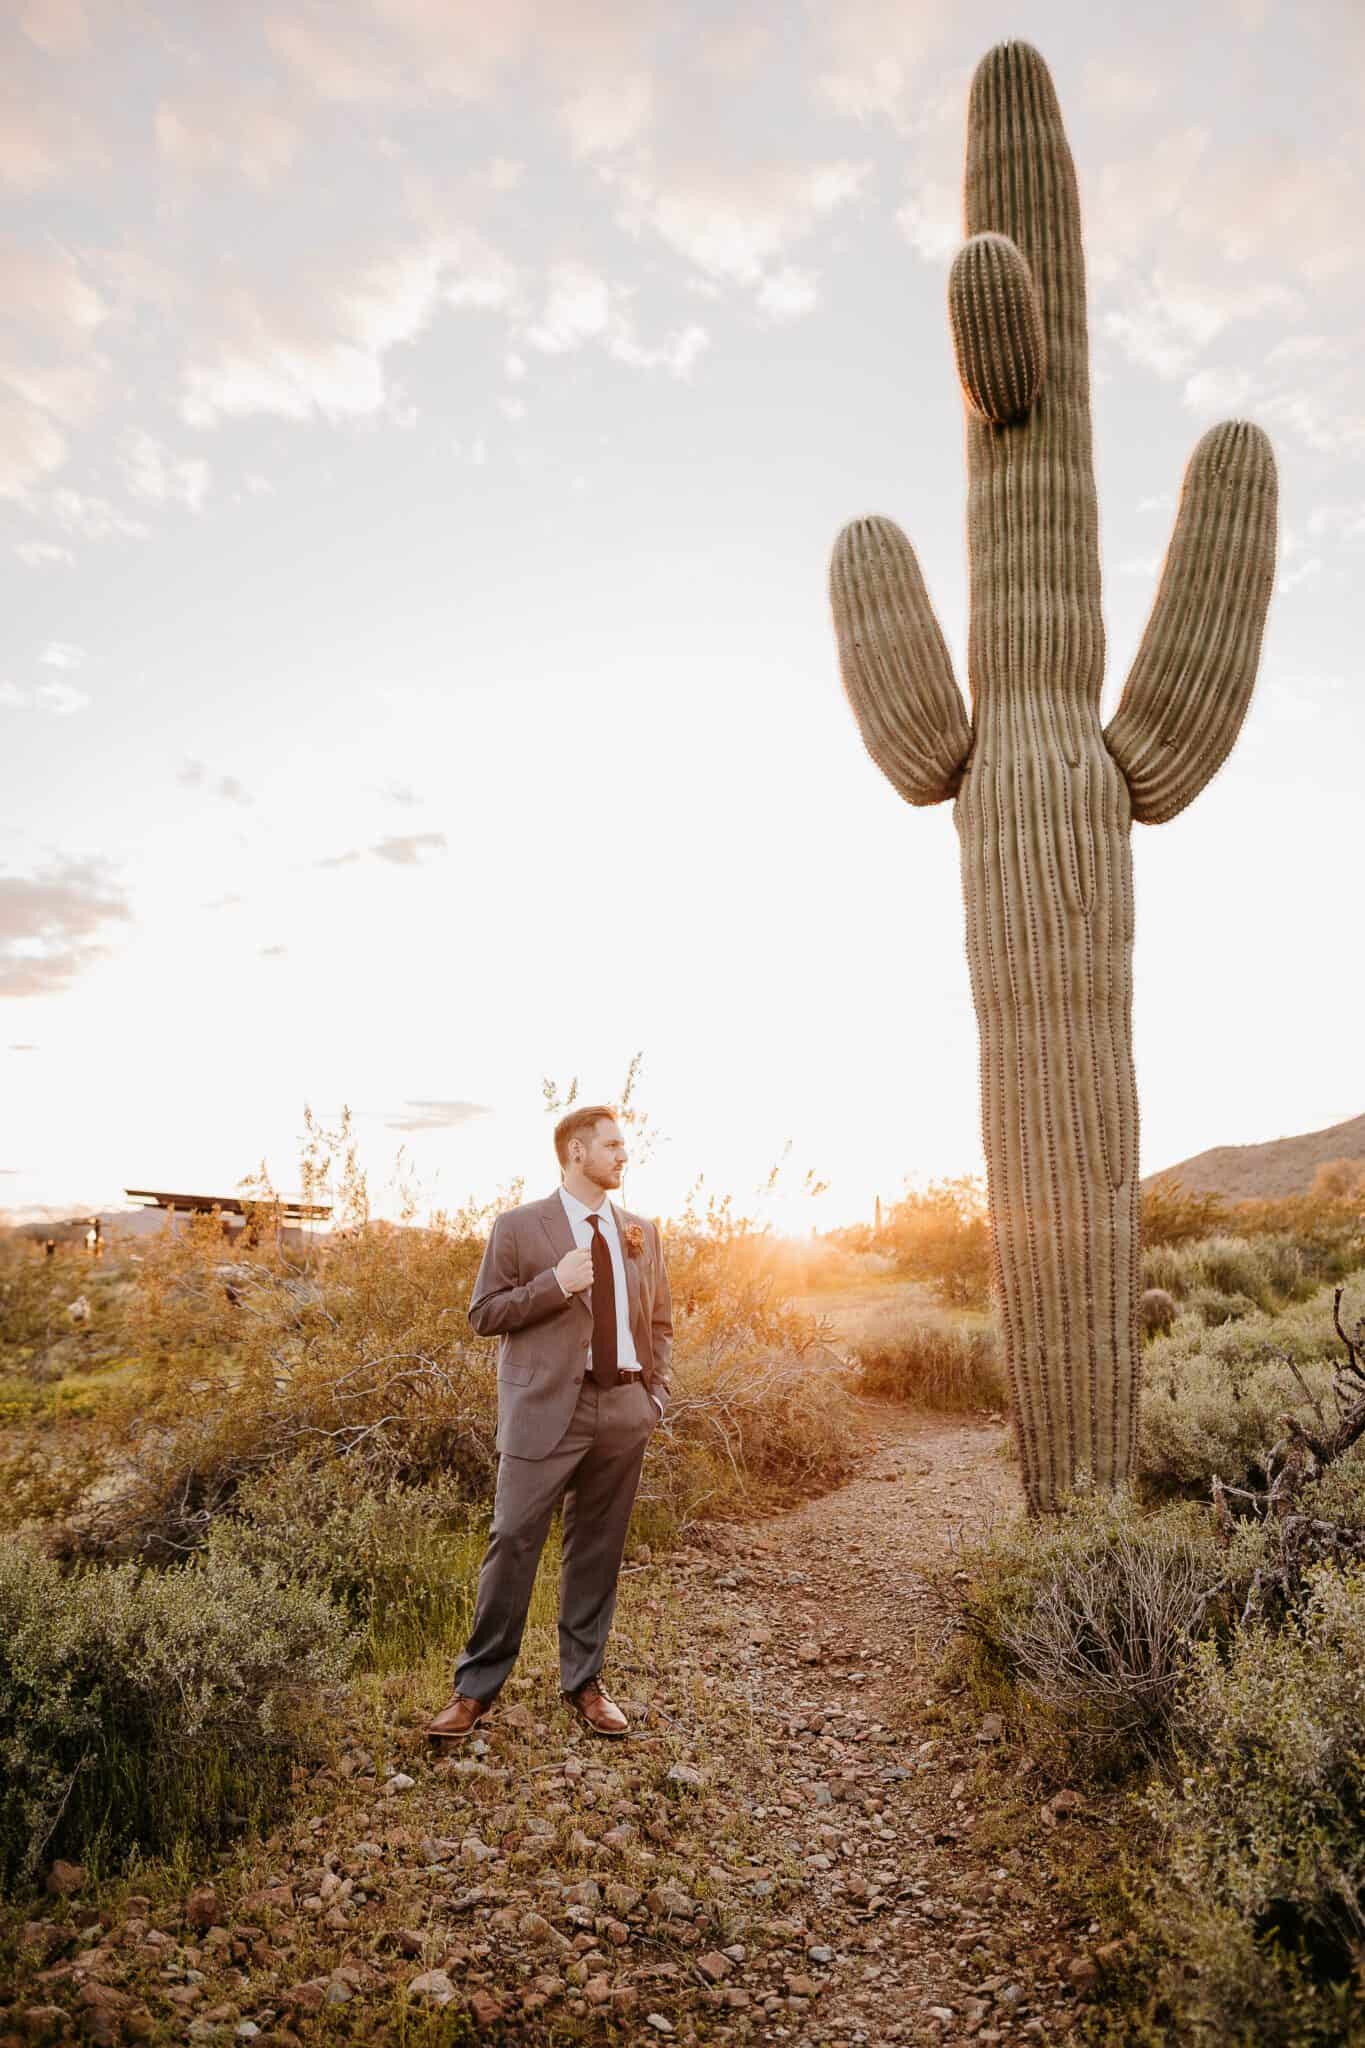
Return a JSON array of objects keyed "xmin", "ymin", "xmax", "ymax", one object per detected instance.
[
  {"xmin": 647, "ymin": 1883, "xmax": 694, "ymax": 1919},
  {"xmin": 1068, "ymin": 1955, "xmax": 1102, "ymax": 1995},
  {"xmin": 807, "ymin": 1944, "xmax": 834, "ymax": 1966},
  {"xmin": 666, "ymin": 1763, "xmax": 703, "ymax": 1790},
  {"xmin": 22, "ymin": 2010, "xmax": 72, "ymax": 2043},
  {"xmin": 697, "ymin": 1952, "xmax": 734, "ymax": 1983},
  {"xmin": 645, "ymin": 2018, "xmax": 674, "ymax": 2036},
  {"xmin": 186, "ymin": 1886, "xmax": 223, "ymax": 1931},
  {"xmin": 383, "ymin": 1772, "xmax": 416, "ymax": 1796},
  {"xmin": 977, "ymin": 1713, "xmax": 1005, "ymax": 1744},
  {"xmin": 468, "ymin": 1989, "xmax": 503, "ymax": 2026},
  {"xmin": 45, "ymin": 1859, "xmax": 86, "ymax": 1897},
  {"xmin": 1050, "ymin": 1788, "xmax": 1084, "ymax": 1817},
  {"xmin": 502, "ymin": 1704, "xmax": 535, "ymax": 1732},
  {"xmin": 407, "ymin": 1970, "xmax": 455, "ymax": 2007}
]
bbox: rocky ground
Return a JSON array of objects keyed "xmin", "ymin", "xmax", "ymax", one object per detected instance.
[{"xmin": 2, "ymin": 1403, "xmax": 1126, "ymax": 2046}]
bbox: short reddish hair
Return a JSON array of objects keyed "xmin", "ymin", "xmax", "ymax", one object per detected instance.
[{"xmin": 553, "ymin": 1105, "xmax": 618, "ymax": 1167}]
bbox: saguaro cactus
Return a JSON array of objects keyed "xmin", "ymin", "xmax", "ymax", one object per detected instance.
[{"xmin": 830, "ymin": 42, "xmax": 1277, "ymax": 1511}]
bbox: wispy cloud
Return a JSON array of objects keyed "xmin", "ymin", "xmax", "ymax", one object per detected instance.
[
  {"xmin": 615, "ymin": 157, "xmax": 870, "ymax": 288},
  {"xmin": 47, "ymin": 488, "xmax": 149, "ymax": 542},
  {"xmin": 0, "ymin": 855, "xmax": 131, "ymax": 997},
  {"xmin": 371, "ymin": 832, "xmax": 447, "ymax": 866},
  {"xmin": 178, "ymin": 758, "xmax": 252, "ymax": 805},
  {"xmin": 155, "ymin": 85, "xmax": 300, "ymax": 189},
  {"xmin": 119, "ymin": 428, "xmax": 210, "ymax": 511},
  {"xmin": 383, "ymin": 1098, "xmax": 491, "ymax": 1133},
  {"xmin": 318, "ymin": 831, "xmax": 449, "ymax": 869},
  {"xmin": 179, "ymin": 232, "xmax": 517, "ymax": 429},
  {"xmin": 523, "ymin": 260, "xmax": 708, "ymax": 377},
  {"xmin": 259, "ymin": 943, "xmax": 287, "ymax": 959},
  {"xmin": 0, "ymin": 676, "xmax": 91, "ymax": 715},
  {"xmin": 14, "ymin": 539, "xmax": 73, "ymax": 566},
  {"xmin": 755, "ymin": 266, "xmax": 820, "ymax": 323},
  {"xmin": 41, "ymin": 641, "xmax": 84, "ymax": 670}
]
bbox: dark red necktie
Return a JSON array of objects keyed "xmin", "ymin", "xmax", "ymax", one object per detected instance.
[{"xmin": 586, "ymin": 1214, "xmax": 620, "ymax": 1389}]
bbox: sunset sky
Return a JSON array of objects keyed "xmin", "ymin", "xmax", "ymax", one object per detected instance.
[{"xmin": 2, "ymin": 0, "xmax": 1362, "ymax": 1232}]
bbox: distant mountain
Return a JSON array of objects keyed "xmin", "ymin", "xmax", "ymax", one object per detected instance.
[{"xmin": 1149, "ymin": 1112, "xmax": 1365, "ymax": 1202}]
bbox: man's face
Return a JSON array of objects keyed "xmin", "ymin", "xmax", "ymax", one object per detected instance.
[{"xmin": 575, "ymin": 1118, "xmax": 627, "ymax": 1192}]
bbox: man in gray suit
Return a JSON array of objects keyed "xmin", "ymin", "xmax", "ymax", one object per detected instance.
[{"xmin": 426, "ymin": 1105, "xmax": 673, "ymax": 1742}]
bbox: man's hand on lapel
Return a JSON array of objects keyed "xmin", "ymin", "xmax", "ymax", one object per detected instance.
[{"xmin": 554, "ymin": 1246, "xmax": 593, "ymax": 1297}]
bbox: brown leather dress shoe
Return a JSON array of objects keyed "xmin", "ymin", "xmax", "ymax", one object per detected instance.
[
  {"xmin": 562, "ymin": 1678, "xmax": 629, "ymax": 1738},
  {"xmin": 425, "ymin": 1691, "xmax": 493, "ymax": 1744}
]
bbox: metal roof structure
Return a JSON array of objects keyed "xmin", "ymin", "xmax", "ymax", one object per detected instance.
[{"xmin": 124, "ymin": 1188, "xmax": 332, "ymax": 1223}]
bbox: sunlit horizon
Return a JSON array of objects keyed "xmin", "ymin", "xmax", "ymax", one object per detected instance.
[{"xmin": 3, "ymin": 1, "xmax": 1361, "ymax": 1230}]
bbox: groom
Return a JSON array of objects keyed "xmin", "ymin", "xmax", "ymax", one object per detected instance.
[{"xmin": 426, "ymin": 1106, "xmax": 673, "ymax": 1742}]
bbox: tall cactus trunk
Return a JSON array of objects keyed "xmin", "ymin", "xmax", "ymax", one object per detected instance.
[
  {"xmin": 957, "ymin": 727, "xmax": 1140, "ymax": 1511},
  {"xmin": 827, "ymin": 41, "xmax": 1276, "ymax": 1511},
  {"xmin": 953, "ymin": 46, "xmax": 1141, "ymax": 1512}
]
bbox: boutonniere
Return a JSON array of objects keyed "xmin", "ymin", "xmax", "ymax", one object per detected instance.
[{"xmin": 624, "ymin": 1223, "xmax": 646, "ymax": 1259}]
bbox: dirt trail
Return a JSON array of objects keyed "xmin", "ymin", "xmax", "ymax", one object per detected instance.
[
  {"xmin": 3, "ymin": 1406, "xmax": 1101, "ymax": 2047},
  {"xmin": 666, "ymin": 1402, "xmax": 1088, "ymax": 2045}
]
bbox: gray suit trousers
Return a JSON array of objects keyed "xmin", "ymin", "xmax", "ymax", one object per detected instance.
[{"xmin": 454, "ymin": 1374, "xmax": 657, "ymax": 1700}]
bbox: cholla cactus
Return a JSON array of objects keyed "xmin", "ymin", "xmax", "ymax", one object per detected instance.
[{"xmin": 830, "ymin": 42, "xmax": 1277, "ymax": 1511}]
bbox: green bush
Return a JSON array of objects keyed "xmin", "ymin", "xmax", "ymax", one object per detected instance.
[
  {"xmin": 209, "ymin": 1461, "xmax": 485, "ymax": 1672},
  {"xmin": 1139, "ymin": 1175, "xmax": 1229, "ymax": 1248},
  {"xmin": 875, "ymin": 1177, "xmax": 993, "ymax": 1309},
  {"xmin": 0, "ymin": 1538, "xmax": 352, "ymax": 1893},
  {"xmin": 1139, "ymin": 1285, "xmax": 1352, "ymax": 1496},
  {"xmin": 1142, "ymin": 1230, "xmax": 1363, "ymax": 1319},
  {"xmin": 1139, "ymin": 1566, "xmax": 1365, "ymax": 2045},
  {"xmin": 849, "ymin": 1307, "xmax": 1003, "ymax": 1411},
  {"xmin": 949, "ymin": 1490, "xmax": 1233, "ymax": 1765}
]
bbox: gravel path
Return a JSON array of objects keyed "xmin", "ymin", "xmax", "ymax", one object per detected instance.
[{"xmin": 3, "ymin": 1403, "xmax": 1108, "ymax": 2046}]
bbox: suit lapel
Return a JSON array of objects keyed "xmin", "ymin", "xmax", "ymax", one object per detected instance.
[{"xmin": 539, "ymin": 1190, "xmax": 590, "ymax": 1317}]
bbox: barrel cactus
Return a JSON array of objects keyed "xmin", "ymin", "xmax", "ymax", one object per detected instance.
[{"xmin": 829, "ymin": 42, "xmax": 1277, "ymax": 1511}]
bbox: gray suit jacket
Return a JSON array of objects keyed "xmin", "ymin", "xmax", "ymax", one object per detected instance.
[{"xmin": 468, "ymin": 1190, "xmax": 675, "ymax": 1460}]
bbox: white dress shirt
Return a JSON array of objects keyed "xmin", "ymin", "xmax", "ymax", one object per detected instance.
[
  {"xmin": 555, "ymin": 1185, "xmax": 663, "ymax": 1416},
  {"xmin": 556, "ymin": 1185, "xmax": 639, "ymax": 1371}
]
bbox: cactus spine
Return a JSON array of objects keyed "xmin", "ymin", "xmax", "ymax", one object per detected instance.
[{"xmin": 830, "ymin": 43, "xmax": 1277, "ymax": 1511}]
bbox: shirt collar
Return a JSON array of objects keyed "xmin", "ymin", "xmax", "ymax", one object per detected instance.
[{"xmin": 559, "ymin": 1183, "xmax": 612, "ymax": 1227}]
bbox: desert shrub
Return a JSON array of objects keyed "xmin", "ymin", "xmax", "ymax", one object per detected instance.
[
  {"xmin": 949, "ymin": 1490, "xmax": 1235, "ymax": 1765},
  {"xmin": 849, "ymin": 1304, "xmax": 1004, "ymax": 1411},
  {"xmin": 1140, "ymin": 1175, "xmax": 1229, "ymax": 1247},
  {"xmin": 1138, "ymin": 1288, "xmax": 1177, "ymax": 1340},
  {"xmin": 60, "ymin": 1170, "xmax": 862, "ymax": 1558},
  {"xmin": 1184, "ymin": 1285, "xmax": 1260, "ymax": 1326},
  {"xmin": 875, "ymin": 1177, "xmax": 993, "ymax": 1309},
  {"xmin": 664, "ymin": 1343, "xmax": 862, "ymax": 1507},
  {"xmin": 1139, "ymin": 1286, "xmax": 1351, "ymax": 1496},
  {"xmin": 1142, "ymin": 1226, "xmax": 1365, "ymax": 1325},
  {"xmin": 0, "ymin": 1538, "xmax": 352, "ymax": 1894},
  {"xmin": 209, "ymin": 1460, "xmax": 485, "ymax": 1672},
  {"xmin": 1310, "ymin": 1158, "xmax": 1365, "ymax": 1203},
  {"xmin": 1137, "ymin": 1565, "xmax": 1365, "ymax": 2045}
]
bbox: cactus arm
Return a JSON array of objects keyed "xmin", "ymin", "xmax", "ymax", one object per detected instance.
[
  {"xmin": 829, "ymin": 514, "xmax": 973, "ymax": 806},
  {"xmin": 1105, "ymin": 422, "xmax": 1278, "ymax": 824}
]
